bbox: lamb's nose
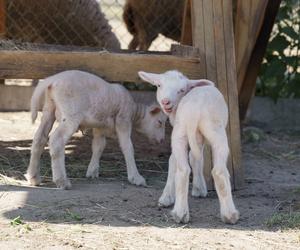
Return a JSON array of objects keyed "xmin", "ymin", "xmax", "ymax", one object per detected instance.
[{"xmin": 161, "ymin": 98, "xmax": 170, "ymax": 105}]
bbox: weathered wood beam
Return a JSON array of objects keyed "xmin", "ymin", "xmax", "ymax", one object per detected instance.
[
  {"xmin": 0, "ymin": 84, "xmax": 156, "ymax": 111},
  {"xmin": 0, "ymin": 49, "xmax": 202, "ymax": 82},
  {"xmin": 191, "ymin": 0, "xmax": 243, "ymax": 189},
  {"xmin": 0, "ymin": 0, "xmax": 5, "ymax": 38},
  {"xmin": 0, "ymin": 0, "xmax": 6, "ymax": 84},
  {"xmin": 239, "ymin": 0, "xmax": 281, "ymax": 120},
  {"xmin": 235, "ymin": 0, "xmax": 268, "ymax": 93},
  {"xmin": 0, "ymin": 84, "xmax": 34, "ymax": 111},
  {"xmin": 180, "ymin": 0, "xmax": 193, "ymax": 46}
]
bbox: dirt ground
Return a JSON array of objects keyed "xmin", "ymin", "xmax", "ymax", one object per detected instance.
[{"xmin": 0, "ymin": 112, "xmax": 300, "ymax": 250}]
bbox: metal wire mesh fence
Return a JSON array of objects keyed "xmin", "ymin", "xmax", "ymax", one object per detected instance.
[{"xmin": 1, "ymin": 0, "xmax": 184, "ymax": 51}]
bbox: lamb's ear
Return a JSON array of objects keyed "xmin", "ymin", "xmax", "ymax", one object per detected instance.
[
  {"xmin": 138, "ymin": 71, "xmax": 161, "ymax": 86},
  {"xmin": 149, "ymin": 104, "xmax": 162, "ymax": 115},
  {"xmin": 187, "ymin": 79, "xmax": 215, "ymax": 90}
]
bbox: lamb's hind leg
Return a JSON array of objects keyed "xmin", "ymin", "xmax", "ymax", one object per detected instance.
[
  {"xmin": 205, "ymin": 127, "xmax": 239, "ymax": 224},
  {"xmin": 86, "ymin": 128, "xmax": 106, "ymax": 178},
  {"xmin": 171, "ymin": 126, "xmax": 191, "ymax": 223},
  {"xmin": 49, "ymin": 119, "xmax": 79, "ymax": 189},
  {"xmin": 25, "ymin": 108, "xmax": 55, "ymax": 186},
  {"xmin": 189, "ymin": 132, "xmax": 207, "ymax": 198}
]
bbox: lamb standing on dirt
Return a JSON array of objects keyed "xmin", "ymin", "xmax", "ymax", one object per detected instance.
[
  {"xmin": 26, "ymin": 70, "xmax": 167, "ymax": 189},
  {"xmin": 138, "ymin": 70, "xmax": 239, "ymax": 224},
  {"xmin": 123, "ymin": 0, "xmax": 184, "ymax": 50}
]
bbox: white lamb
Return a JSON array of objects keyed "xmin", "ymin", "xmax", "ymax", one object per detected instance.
[
  {"xmin": 26, "ymin": 70, "xmax": 167, "ymax": 189},
  {"xmin": 139, "ymin": 70, "xmax": 239, "ymax": 224}
]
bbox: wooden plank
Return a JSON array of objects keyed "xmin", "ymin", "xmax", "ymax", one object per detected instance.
[
  {"xmin": 239, "ymin": 0, "xmax": 281, "ymax": 120},
  {"xmin": 0, "ymin": 85, "xmax": 157, "ymax": 111},
  {"xmin": 190, "ymin": 0, "xmax": 206, "ymax": 78},
  {"xmin": 235, "ymin": 0, "xmax": 252, "ymax": 89},
  {"xmin": 0, "ymin": 50, "xmax": 202, "ymax": 81},
  {"xmin": 171, "ymin": 44, "xmax": 200, "ymax": 58},
  {"xmin": 191, "ymin": 0, "xmax": 243, "ymax": 189},
  {"xmin": 0, "ymin": 84, "xmax": 34, "ymax": 111},
  {"xmin": 181, "ymin": 0, "xmax": 193, "ymax": 46},
  {"xmin": 222, "ymin": 0, "xmax": 243, "ymax": 188},
  {"xmin": 0, "ymin": 0, "xmax": 5, "ymax": 84},
  {"xmin": 191, "ymin": 0, "xmax": 213, "ymax": 190},
  {"xmin": 212, "ymin": 0, "xmax": 234, "ymax": 181},
  {"xmin": 235, "ymin": 0, "xmax": 268, "ymax": 93},
  {"xmin": 0, "ymin": 0, "xmax": 5, "ymax": 37},
  {"xmin": 202, "ymin": 0, "xmax": 217, "ymax": 83}
]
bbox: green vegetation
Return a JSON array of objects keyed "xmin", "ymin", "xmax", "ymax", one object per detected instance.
[
  {"xmin": 257, "ymin": 0, "xmax": 300, "ymax": 100},
  {"xmin": 10, "ymin": 216, "xmax": 32, "ymax": 231},
  {"xmin": 10, "ymin": 216, "xmax": 24, "ymax": 226},
  {"xmin": 65, "ymin": 209, "xmax": 84, "ymax": 222},
  {"xmin": 266, "ymin": 212, "xmax": 300, "ymax": 229}
]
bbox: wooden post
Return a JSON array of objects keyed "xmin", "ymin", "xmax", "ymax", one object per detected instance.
[
  {"xmin": 238, "ymin": 0, "xmax": 281, "ymax": 120},
  {"xmin": 191, "ymin": 0, "xmax": 243, "ymax": 189},
  {"xmin": 235, "ymin": 0, "xmax": 268, "ymax": 94},
  {"xmin": 180, "ymin": 0, "xmax": 193, "ymax": 46},
  {"xmin": 0, "ymin": 0, "xmax": 5, "ymax": 37},
  {"xmin": 0, "ymin": 0, "xmax": 5, "ymax": 84}
]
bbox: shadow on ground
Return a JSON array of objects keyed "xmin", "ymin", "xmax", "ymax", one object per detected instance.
[{"xmin": 0, "ymin": 130, "xmax": 300, "ymax": 232}]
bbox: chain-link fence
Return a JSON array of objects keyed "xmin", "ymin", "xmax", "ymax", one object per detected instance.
[{"xmin": 1, "ymin": 0, "xmax": 183, "ymax": 52}]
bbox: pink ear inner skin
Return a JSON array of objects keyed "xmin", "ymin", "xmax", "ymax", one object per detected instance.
[
  {"xmin": 190, "ymin": 80, "xmax": 211, "ymax": 89},
  {"xmin": 184, "ymin": 80, "xmax": 213, "ymax": 97}
]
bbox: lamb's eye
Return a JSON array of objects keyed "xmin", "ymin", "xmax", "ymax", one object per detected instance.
[
  {"xmin": 157, "ymin": 84, "xmax": 161, "ymax": 88},
  {"xmin": 178, "ymin": 88, "xmax": 185, "ymax": 94}
]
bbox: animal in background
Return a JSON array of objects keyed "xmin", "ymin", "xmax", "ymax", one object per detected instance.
[{"xmin": 123, "ymin": 0, "xmax": 184, "ymax": 50}]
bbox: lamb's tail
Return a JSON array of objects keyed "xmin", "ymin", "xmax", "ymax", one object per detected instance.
[
  {"xmin": 187, "ymin": 124, "xmax": 202, "ymax": 160},
  {"xmin": 123, "ymin": 2, "xmax": 136, "ymax": 35},
  {"xmin": 30, "ymin": 79, "xmax": 52, "ymax": 123}
]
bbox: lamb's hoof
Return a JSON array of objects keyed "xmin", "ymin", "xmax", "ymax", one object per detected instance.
[
  {"xmin": 86, "ymin": 168, "xmax": 99, "ymax": 179},
  {"xmin": 192, "ymin": 186, "xmax": 207, "ymax": 198},
  {"xmin": 158, "ymin": 193, "xmax": 175, "ymax": 207},
  {"xmin": 24, "ymin": 173, "xmax": 41, "ymax": 186},
  {"xmin": 170, "ymin": 209, "xmax": 190, "ymax": 224},
  {"xmin": 54, "ymin": 178, "xmax": 72, "ymax": 190},
  {"xmin": 221, "ymin": 210, "xmax": 240, "ymax": 224},
  {"xmin": 128, "ymin": 174, "xmax": 147, "ymax": 187}
]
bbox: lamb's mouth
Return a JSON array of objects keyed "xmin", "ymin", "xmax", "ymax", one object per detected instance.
[{"xmin": 164, "ymin": 107, "xmax": 173, "ymax": 113}]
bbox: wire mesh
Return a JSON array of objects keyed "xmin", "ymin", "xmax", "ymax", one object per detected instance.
[{"xmin": 1, "ymin": 0, "xmax": 184, "ymax": 51}]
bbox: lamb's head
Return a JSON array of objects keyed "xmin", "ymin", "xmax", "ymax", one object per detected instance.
[
  {"xmin": 138, "ymin": 70, "xmax": 214, "ymax": 115},
  {"xmin": 137, "ymin": 103, "xmax": 167, "ymax": 144}
]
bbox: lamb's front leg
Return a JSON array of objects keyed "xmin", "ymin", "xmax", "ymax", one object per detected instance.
[
  {"xmin": 158, "ymin": 153, "xmax": 176, "ymax": 207},
  {"xmin": 116, "ymin": 123, "xmax": 146, "ymax": 186},
  {"xmin": 86, "ymin": 128, "xmax": 106, "ymax": 178}
]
